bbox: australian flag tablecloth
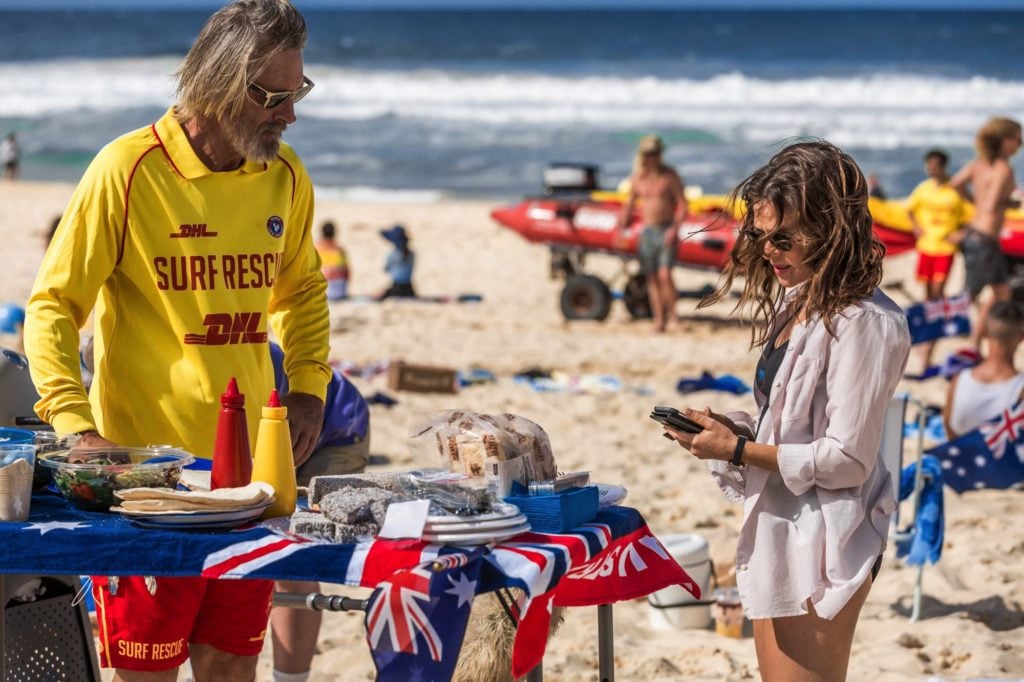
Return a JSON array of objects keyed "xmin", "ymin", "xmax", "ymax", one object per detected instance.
[{"xmin": 0, "ymin": 493, "xmax": 698, "ymax": 680}]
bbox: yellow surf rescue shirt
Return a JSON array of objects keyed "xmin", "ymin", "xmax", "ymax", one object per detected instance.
[
  {"xmin": 906, "ymin": 178, "xmax": 966, "ymax": 257},
  {"xmin": 25, "ymin": 109, "xmax": 331, "ymax": 458}
]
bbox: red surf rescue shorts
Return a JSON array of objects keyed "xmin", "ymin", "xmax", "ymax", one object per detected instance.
[
  {"xmin": 916, "ymin": 252, "xmax": 954, "ymax": 283},
  {"xmin": 92, "ymin": 575, "xmax": 273, "ymax": 671}
]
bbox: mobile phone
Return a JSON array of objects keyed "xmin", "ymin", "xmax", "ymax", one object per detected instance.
[{"xmin": 649, "ymin": 406, "xmax": 704, "ymax": 434}]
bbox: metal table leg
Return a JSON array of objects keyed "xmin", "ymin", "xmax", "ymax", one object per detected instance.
[
  {"xmin": 598, "ymin": 603, "xmax": 614, "ymax": 682},
  {"xmin": 1, "ymin": 576, "xmax": 7, "ymax": 682}
]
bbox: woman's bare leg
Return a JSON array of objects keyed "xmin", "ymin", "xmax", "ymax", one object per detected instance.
[{"xmin": 753, "ymin": 577, "xmax": 871, "ymax": 682}]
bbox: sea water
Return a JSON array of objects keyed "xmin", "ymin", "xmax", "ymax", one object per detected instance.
[{"xmin": 1, "ymin": 7, "xmax": 1022, "ymax": 200}]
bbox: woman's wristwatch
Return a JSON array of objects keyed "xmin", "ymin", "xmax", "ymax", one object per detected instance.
[{"xmin": 731, "ymin": 435, "xmax": 748, "ymax": 466}]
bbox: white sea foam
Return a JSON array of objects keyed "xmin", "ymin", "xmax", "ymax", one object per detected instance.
[
  {"xmin": 315, "ymin": 185, "xmax": 447, "ymax": 204},
  {"xmin": 3, "ymin": 57, "xmax": 1024, "ymax": 150}
]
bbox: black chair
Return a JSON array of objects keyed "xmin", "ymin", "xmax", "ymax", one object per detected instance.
[{"xmin": 2, "ymin": 574, "xmax": 101, "ymax": 681}]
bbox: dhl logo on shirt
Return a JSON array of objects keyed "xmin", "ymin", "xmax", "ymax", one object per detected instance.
[
  {"xmin": 170, "ymin": 223, "xmax": 218, "ymax": 238},
  {"xmin": 184, "ymin": 312, "xmax": 267, "ymax": 346}
]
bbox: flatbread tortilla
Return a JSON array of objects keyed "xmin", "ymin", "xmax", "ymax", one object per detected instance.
[{"xmin": 114, "ymin": 481, "xmax": 273, "ymax": 508}]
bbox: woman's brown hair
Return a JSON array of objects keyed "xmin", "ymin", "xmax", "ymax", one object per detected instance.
[{"xmin": 700, "ymin": 140, "xmax": 884, "ymax": 347}]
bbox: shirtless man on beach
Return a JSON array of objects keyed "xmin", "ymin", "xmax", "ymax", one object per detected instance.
[
  {"xmin": 618, "ymin": 135, "xmax": 688, "ymax": 333},
  {"xmin": 950, "ymin": 116, "xmax": 1022, "ymax": 348}
]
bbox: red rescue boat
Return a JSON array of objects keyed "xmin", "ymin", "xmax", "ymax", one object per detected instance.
[{"xmin": 491, "ymin": 164, "xmax": 1024, "ymax": 321}]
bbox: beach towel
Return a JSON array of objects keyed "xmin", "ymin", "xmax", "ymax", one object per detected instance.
[
  {"xmin": 676, "ymin": 370, "xmax": 751, "ymax": 395},
  {"xmin": 895, "ymin": 455, "xmax": 944, "ymax": 566}
]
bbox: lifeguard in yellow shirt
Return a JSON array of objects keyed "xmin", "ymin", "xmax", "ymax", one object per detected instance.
[
  {"xmin": 906, "ymin": 148, "xmax": 967, "ymax": 302},
  {"xmin": 24, "ymin": 2, "xmax": 330, "ymax": 681}
]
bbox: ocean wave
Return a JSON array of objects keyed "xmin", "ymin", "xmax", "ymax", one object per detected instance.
[{"xmin": 3, "ymin": 57, "xmax": 1024, "ymax": 150}]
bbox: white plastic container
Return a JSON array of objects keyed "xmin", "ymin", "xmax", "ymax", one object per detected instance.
[{"xmin": 647, "ymin": 533, "xmax": 713, "ymax": 630}]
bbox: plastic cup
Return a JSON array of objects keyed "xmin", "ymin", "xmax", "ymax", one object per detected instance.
[
  {"xmin": 0, "ymin": 427, "xmax": 35, "ymax": 445},
  {"xmin": 712, "ymin": 587, "xmax": 744, "ymax": 638},
  {"xmin": 0, "ymin": 443, "xmax": 36, "ymax": 521}
]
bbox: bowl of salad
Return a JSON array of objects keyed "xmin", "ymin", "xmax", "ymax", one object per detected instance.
[{"xmin": 38, "ymin": 447, "xmax": 195, "ymax": 511}]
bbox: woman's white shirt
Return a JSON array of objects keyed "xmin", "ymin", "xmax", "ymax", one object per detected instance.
[{"xmin": 707, "ymin": 287, "xmax": 911, "ymax": 620}]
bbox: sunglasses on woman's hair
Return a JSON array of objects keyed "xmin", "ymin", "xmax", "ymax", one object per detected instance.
[
  {"xmin": 247, "ymin": 75, "xmax": 315, "ymax": 109},
  {"xmin": 739, "ymin": 226, "xmax": 794, "ymax": 252}
]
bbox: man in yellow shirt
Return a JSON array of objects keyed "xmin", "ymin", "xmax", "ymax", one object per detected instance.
[
  {"xmin": 907, "ymin": 148, "xmax": 967, "ymax": 303},
  {"xmin": 24, "ymin": 1, "xmax": 329, "ymax": 681}
]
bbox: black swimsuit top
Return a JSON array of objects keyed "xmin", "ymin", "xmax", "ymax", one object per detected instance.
[{"xmin": 755, "ymin": 328, "xmax": 789, "ymax": 401}]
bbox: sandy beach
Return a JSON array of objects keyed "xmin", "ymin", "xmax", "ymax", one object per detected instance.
[{"xmin": 2, "ymin": 180, "xmax": 1022, "ymax": 681}]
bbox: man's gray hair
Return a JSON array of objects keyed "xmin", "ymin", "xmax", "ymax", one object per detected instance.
[{"xmin": 175, "ymin": 0, "xmax": 307, "ymax": 123}]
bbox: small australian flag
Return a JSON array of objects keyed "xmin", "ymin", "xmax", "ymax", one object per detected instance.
[
  {"xmin": 927, "ymin": 399, "xmax": 1024, "ymax": 493},
  {"xmin": 905, "ymin": 292, "xmax": 972, "ymax": 346}
]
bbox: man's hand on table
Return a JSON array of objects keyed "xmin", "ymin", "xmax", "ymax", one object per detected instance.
[
  {"xmin": 69, "ymin": 431, "xmax": 129, "ymax": 463},
  {"xmin": 281, "ymin": 392, "xmax": 324, "ymax": 468}
]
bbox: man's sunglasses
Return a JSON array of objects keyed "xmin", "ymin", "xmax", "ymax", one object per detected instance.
[
  {"xmin": 247, "ymin": 75, "xmax": 315, "ymax": 109},
  {"xmin": 739, "ymin": 227, "xmax": 794, "ymax": 252}
]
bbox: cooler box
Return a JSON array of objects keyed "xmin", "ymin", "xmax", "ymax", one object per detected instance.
[{"xmin": 647, "ymin": 532, "xmax": 713, "ymax": 629}]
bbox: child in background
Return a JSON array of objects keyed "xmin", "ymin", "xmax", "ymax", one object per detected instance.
[
  {"xmin": 379, "ymin": 224, "xmax": 416, "ymax": 299},
  {"xmin": 315, "ymin": 220, "xmax": 350, "ymax": 301},
  {"xmin": 907, "ymin": 149, "xmax": 966, "ymax": 302},
  {"xmin": 907, "ymin": 148, "xmax": 967, "ymax": 372}
]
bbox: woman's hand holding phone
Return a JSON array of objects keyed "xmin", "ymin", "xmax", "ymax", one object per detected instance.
[{"xmin": 660, "ymin": 406, "xmax": 742, "ymax": 462}]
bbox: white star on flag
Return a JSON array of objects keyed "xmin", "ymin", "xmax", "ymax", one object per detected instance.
[
  {"xmin": 444, "ymin": 571, "xmax": 477, "ymax": 609},
  {"xmin": 24, "ymin": 521, "xmax": 88, "ymax": 535}
]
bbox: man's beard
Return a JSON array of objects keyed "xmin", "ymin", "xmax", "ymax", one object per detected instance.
[{"xmin": 223, "ymin": 115, "xmax": 285, "ymax": 164}]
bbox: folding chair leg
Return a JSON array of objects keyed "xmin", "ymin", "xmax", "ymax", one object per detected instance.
[{"xmin": 910, "ymin": 564, "xmax": 924, "ymax": 622}]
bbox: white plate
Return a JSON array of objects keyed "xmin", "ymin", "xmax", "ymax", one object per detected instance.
[
  {"xmin": 596, "ymin": 483, "xmax": 628, "ymax": 509},
  {"xmin": 424, "ymin": 514, "xmax": 529, "ymax": 534},
  {"xmin": 120, "ymin": 501, "xmax": 271, "ymax": 527},
  {"xmin": 421, "ymin": 522, "xmax": 532, "ymax": 546},
  {"xmin": 127, "ymin": 515, "xmax": 262, "ymax": 530},
  {"xmin": 426, "ymin": 502, "xmax": 522, "ymax": 525}
]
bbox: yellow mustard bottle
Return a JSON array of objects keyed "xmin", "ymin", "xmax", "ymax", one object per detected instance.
[{"xmin": 251, "ymin": 388, "xmax": 297, "ymax": 519}]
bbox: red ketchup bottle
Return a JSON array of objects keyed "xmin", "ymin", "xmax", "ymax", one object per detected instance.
[{"xmin": 210, "ymin": 377, "xmax": 253, "ymax": 490}]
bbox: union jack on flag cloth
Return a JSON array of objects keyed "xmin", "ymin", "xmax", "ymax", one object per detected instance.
[
  {"xmin": 904, "ymin": 292, "xmax": 971, "ymax": 346},
  {"xmin": 365, "ymin": 550, "xmax": 484, "ymax": 682},
  {"xmin": 927, "ymin": 398, "xmax": 1024, "ymax": 493}
]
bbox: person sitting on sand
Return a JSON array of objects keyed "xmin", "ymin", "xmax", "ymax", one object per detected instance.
[
  {"xmin": 379, "ymin": 224, "xmax": 416, "ymax": 299},
  {"xmin": 617, "ymin": 134, "xmax": 688, "ymax": 333},
  {"xmin": 943, "ymin": 300, "xmax": 1024, "ymax": 439},
  {"xmin": 316, "ymin": 220, "xmax": 350, "ymax": 301},
  {"xmin": 661, "ymin": 141, "xmax": 910, "ymax": 682}
]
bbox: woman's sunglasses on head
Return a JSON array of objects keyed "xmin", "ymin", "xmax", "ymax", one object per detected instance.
[
  {"xmin": 739, "ymin": 227, "xmax": 794, "ymax": 252},
  {"xmin": 248, "ymin": 76, "xmax": 315, "ymax": 109}
]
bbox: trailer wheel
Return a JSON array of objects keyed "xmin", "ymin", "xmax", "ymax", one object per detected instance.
[
  {"xmin": 560, "ymin": 275, "xmax": 612, "ymax": 321},
  {"xmin": 623, "ymin": 273, "xmax": 652, "ymax": 319}
]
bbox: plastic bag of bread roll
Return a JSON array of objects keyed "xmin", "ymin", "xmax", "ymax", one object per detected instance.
[{"xmin": 409, "ymin": 410, "xmax": 557, "ymax": 483}]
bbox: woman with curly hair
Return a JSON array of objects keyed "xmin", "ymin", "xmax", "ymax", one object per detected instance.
[{"xmin": 661, "ymin": 140, "xmax": 910, "ymax": 681}]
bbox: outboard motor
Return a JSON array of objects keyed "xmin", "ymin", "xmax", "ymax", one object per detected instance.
[{"xmin": 542, "ymin": 162, "xmax": 599, "ymax": 196}]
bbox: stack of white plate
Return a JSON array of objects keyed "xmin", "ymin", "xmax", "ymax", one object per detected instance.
[
  {"xmin": 422, "ymin": 502, "xmax": 530, "ymax": 546},
  {"xmin": 119, "ymin": 499, "xmax": 273, "ymax": 530}
]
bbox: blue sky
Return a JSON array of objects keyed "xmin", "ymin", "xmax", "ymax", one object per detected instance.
[{"xmin": 5, "ymin": 0, "xmax": 1024, "ymax": 8}]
